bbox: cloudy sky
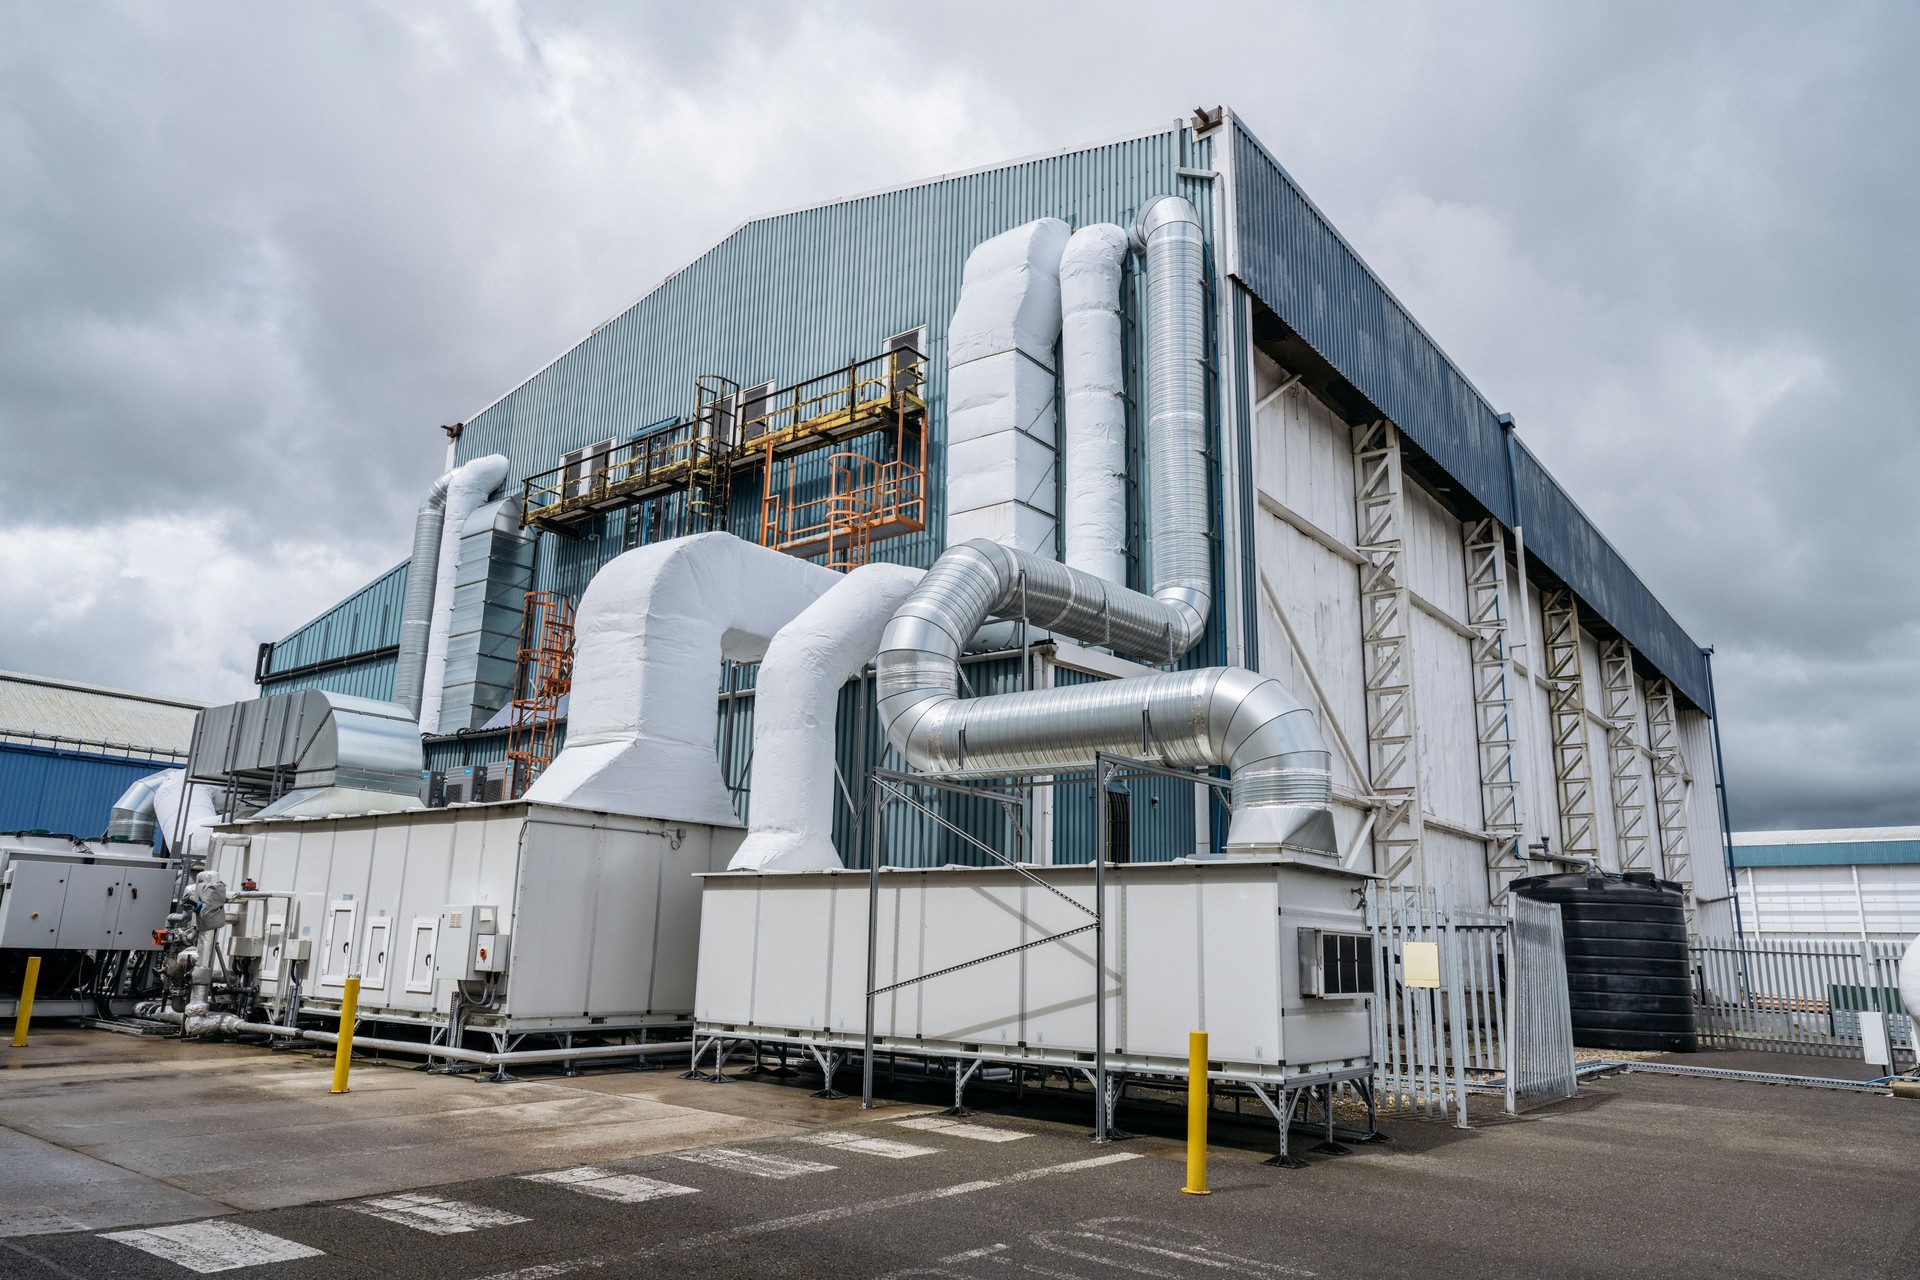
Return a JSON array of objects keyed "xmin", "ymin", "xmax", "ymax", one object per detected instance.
[{"xmin": 0, "ymin": 2, "xmax": 1913, "ymax": 831}]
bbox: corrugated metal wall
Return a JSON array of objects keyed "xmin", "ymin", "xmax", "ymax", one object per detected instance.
[
  {"xmin": 1228, "ymin": 119, "xmax": 1710, "ymax": 708},
  {"xmin": 0, "ymin": 743, "xmax": 178, "ymax": 839},
  {"xmin": 259, "ymin": 655, "xmax": 398, "ymax": 702},
  {"xmin": 262, "ymin": 561, "xmax": 407, "ymax": 677}
]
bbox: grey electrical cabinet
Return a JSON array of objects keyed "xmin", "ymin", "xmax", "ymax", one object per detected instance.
[{"xmin": 0, "ymin": 838, "xmax": 176, "ymax": 951}]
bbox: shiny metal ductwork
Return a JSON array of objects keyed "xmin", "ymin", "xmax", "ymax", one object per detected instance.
[
  {"xmin": 876, "ymin": 193, "xmax": 1334, "ymax": 856},
  {"xmin": 106, "ymin": 770, "xmax": 167, "ymax": 844},
  {"xmin": 875, "ymin": 540, "xmax": 1334, "ymax": 855},
  {"xmin": 392, "ymin": 469, "xmax": 454, "ymax": 720},
  {"xmin": 188, "ymin": 690, "xmax": 424, "ymax": 820}
]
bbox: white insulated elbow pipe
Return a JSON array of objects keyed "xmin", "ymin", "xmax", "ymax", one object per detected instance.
[
  {"xmin": 418, "ymin": 453, "xmax": 509, "ymax": 734},
  {"xmin": 730, "ymin": 563, "xmax": 925, "ymax": 871},
  {"xmin": 1059, "ymin": 223, "xmax": 1131, "ymax": 585},
  {"xmin": 523, "ymin": 532, "xmax": 841, "ymax": 826}
]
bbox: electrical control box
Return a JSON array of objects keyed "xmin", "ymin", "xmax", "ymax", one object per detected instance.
[
  {"xmin": 435, "ymin": 903, "xmax": 506, "ymax": 982},
  {"xmin": 0, "ymin": 841, "xmax": 176, "ymax": 951}
]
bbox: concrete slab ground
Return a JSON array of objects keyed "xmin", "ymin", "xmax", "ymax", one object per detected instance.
[{"xmin": 4, "ymin": 1029, "xmax": 1920, "ymax": 1277}]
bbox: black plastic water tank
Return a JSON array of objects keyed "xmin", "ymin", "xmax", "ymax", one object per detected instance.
[{"xmin": 1512, "ymin": 870, "xmax": 1697, "ymax": 1053}]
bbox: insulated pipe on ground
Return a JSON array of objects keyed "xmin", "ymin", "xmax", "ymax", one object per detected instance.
[
  {"xmin": 392, "ymin": 469, "xmax": 454, "ymax": 720},
  {"xmin": 155, "ymin": 1012, "xmax": 691, "ymax": 1067},
  {"xmin": 418, "ymin": 454, "xmax": 510, "ymax": 734},
  {"xmin": 1059, "ymin": 224, "xmax": 1131, "ymax": 585},
  {"xmin": 730, "ymin": 562, "xmax": 926, "ymax": 871}
]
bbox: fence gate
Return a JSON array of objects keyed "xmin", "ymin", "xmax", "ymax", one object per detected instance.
[
  {"xmin": 1692, "ymin": 935, "xmax": 1913, "ymax": 1062},
  {"xmin": 1508, "ymin": 897, "xmax": 1578, "ymax": 1108},
  {"xmin": 1369, "ymin": 887, "xmax": 1577, "ymax": 1125}
]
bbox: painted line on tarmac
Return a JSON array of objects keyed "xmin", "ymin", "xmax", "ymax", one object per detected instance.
[
  {"xmin": 520, "ymin": 1167, "xmax": 700, "ymax": 1205},
  {"xmin": 475, "ymin": 1151, "xmax": 1144, "ymax": 1280},
  {"xmin": 348, "ymin": 1191, "xmax": 529, "ymax": 1235},
  {"xmin": 895, "ymin": 1115, "xmax": 1031, "ymax": 1142},
  {"xmin": 99, "ymin": 1221, "xmax": 323, "ymax": 1273},
  {"xmin": 796, "ymin": 1130, "xmax": 939, "ymax": 1158},
  {"xmin": 674, "ymin": 1147, "xmax": 837, "ymax": 1179}
]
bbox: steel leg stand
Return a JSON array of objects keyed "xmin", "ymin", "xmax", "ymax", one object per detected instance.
[
  {"xmin": 808, "ymin": 1046, "xmax": 847, "ymax": 1099},
  {"xmin": 943, "ymin": 1058, "xmax": 982, "ymax": 1117},
  {"xmin": 1077, "ymin": 1068, "xmax": 1131, "ymax": 1141}
]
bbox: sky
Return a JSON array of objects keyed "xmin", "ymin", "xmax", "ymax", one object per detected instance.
[{"xmin": 0, "ymin": 1, "xmax": 1913, "ymax": 831}]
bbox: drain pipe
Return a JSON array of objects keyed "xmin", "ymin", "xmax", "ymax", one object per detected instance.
[
  {"xmin": 417, "ymin": 454, "xmax": 510, "ymax": 733},
  {"xmin": 731, "ymin": 562, "xmax": 925, "ymax": 871}
]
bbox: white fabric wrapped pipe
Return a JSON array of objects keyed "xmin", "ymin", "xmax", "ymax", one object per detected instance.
[
  {"xmin": 418, "ymin": 453, "xmax": 509, "ymax": 733},
  {"xmin": 150, "ymin": 767, "xmax": 221, "ymax": 861},
  {"xmin": 944, "ymin": 218, "xmax": 1071, "ymax": 555},
  {"xmin": 1059, "ymin": 223, "xmax": 1130, "ymax": 585},
  {"xmin": 729, "ymin": 562, "xmax": 925, "ymax": 871},
  {"xmin": 524, "ymin": 532, "xmax": 840, "ymax": 825}
]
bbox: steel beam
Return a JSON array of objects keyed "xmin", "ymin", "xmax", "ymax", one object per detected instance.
[
  {"xmin": 1464, "ymin": 518, "xmax": 1527, "ymax": 901},
  {"xmin": 1599, "ymin": 638, "xmax": 1652, "ymax": 875},
  {"xmin": 1645, "ymin": 677, "xmax": 1696, "ymax": 923},
  {"xmin": 1540, "ymin": 588, "xmax": 1599, "ymax": 867}
]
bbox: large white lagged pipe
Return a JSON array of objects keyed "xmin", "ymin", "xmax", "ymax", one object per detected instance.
[
  {"xmin": 730, "ymin": 562, "xmax": 925, "ymax": 871},
  {"xmin": 416, "ymin": 453, "xmax": 510, "ymax": 734},
  {"xmin": 1059, "ymin": 223, "xmax": 1131, "ymax": 584},
  {"xmin": 524, "ymin": 532, "xmax": 841, "ymax": 826},
  {"xmin": 944, "ymin": 217, "xmax": 1071, "ymax": 555}
]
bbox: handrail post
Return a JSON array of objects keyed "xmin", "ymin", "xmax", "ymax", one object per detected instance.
[
  {"xmin": 862, "ymin": 779, "xmax": 883, "ymax": 1109},
  {"xmin": 1093, "ymin": 754, "xmax": 1109, "ymax": 1144}
]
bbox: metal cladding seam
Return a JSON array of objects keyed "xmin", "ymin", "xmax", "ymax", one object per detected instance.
[
  {"xmin": 876, "ymin": 193, "xmax": 1335, "ymax": 855},
  {"xmin": 392, "ymin": 469, "xmax": 453, "ymax": 720}
]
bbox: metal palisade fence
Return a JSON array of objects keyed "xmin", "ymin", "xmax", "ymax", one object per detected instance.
[
  {"xmin": 1367, "ymin": 886, "xmax": 1576, "ymax": 1128},
  {"xmin": 1691, "ymin": 934, "xmax": 1913, "ymax": 1061}
]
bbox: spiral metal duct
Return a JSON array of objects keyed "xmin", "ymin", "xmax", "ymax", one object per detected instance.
[
  {"xmin": 391, "ymin": 469, "xmax": 454, "ymax": 720},
  {"xmin": 877, "ymin": 194, "xmax": 1334, "ymax": 854}
]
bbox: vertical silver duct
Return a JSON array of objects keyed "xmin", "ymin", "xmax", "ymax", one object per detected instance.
[
  {"xmin": 392, "ymin": 470, "xmax": 453, "ymax": 720},
  {"xmin": 876, "ymin": 193, "xmax": 1334, "ymax": 855},
  {"xmin": 1132, "ymin": 195, "xmax": 1212, "ymax": 644}
]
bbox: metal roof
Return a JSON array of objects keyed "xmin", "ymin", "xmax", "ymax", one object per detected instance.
[
  {"xmin": 0, "ymin": 670, "xmax": 204, "ymax": 759},
  {"xmin": 1728, "ymin": 828, "xmax": 1920, "ymax": 868}
]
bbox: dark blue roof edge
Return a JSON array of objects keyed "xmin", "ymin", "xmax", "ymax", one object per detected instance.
[{"xmin": 1225, "ymin": 114, "xmax": 1710, "ymax": 708}]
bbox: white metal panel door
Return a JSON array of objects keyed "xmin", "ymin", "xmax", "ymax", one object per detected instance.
[
  {"xmin": 114, "ymin": 866, "xmax": 176, "ymax": 951},
  {"xmin": 362, "ymin": 916, "xmax": 393, "ymax": 991},
  {"xmin": 319, "ymin": 899, "xmax": 358, "ymax": 986},
  {"xmin": 405, "ymin": 917, "xmax": 439, "ymax": 993},
  {"xmin": 53, "ymin": 864, "xmax": 119, "ymax": 950},
  {"xmin": 0, "ymin": 859, "xmax": 67, "ymax": 948}
]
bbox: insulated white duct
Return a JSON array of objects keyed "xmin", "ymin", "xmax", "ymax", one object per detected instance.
[
  {"xmin": 392, "ymin": 468, "xmax": 454, "ymax": 720},
  {"xmin": 1059, "ymin": 223, "xmax": 1131, "ymax": 585},
  {"xmin": 151, "ymin": 767, "xmax": 221, "ymax": 862},
  {"xmin": 945, "ymin": 218, "xmax": 1071, "ymax": 555},
  {"xmin": 524, "ymin": 532, "xmax": 841, "ymax": 826},
  {"xmin": 418, "ymin": 453, "xmax": 509, "ymax": 734},
  {"xmin": 730, "ymin": 563, "xmax": 925, "ymax": 872}
]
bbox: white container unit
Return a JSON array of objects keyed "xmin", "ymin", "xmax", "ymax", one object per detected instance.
[
  {"xmin": 217, "ymin": 800, "xmax": 740, "ymax": 1032},
  {"xmin": 695, "ymin": 856, "xmax": 1372, "ymax": 1084}
]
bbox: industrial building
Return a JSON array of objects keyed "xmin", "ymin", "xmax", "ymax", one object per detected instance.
[
  {"xmin": 254, "ymin": 109, "xmax": 1733, "ymax": 925},
  {"xmin": 1729, "ymin": 827, "xmax": 1920, "ymax": 940},
  {"xmin": 0, "ymin": 669, "xmax": 202, "ymax": 839}
]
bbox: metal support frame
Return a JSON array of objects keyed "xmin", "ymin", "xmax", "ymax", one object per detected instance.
[
  {"xmin": 1644, "ymin": 677, "xmax": 1696, "ymax": 918},
  {"xmin": 1352, "ymin": 419, "xmax": 1426, "ymax": 889},
  {"xmin": 1463, "ymin": 518, "xmax": 1527, "ymax": 901},
  {"xmin": 858, "ymin": 755, "xmax": 1237, "ymax": 1147},
  {"xmin": 1539, "ymin": 587, "xmax": 1599, "ymax": 866},
  {"xmin": 1599, "ymin": 638, "xmax": 1652, "ymax": 875}
]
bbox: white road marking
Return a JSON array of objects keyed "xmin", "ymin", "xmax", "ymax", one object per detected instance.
[
  {"xmin": 673, "ymin": 1147, "xmax": 836, "ymax": 1179},
  {"xmin": 895, "ymin": 1115, "xmax": 1031, "ymax": 1142},
  {"xmin": 348, "ymin": 1191, "xmax": 529, "ymax": 1234},
  {"xmin": 797, "ymin": 1130, "xmax": 939, "ymax": 1158},
  {"xmin": 476, "ymin": 1152, "xmax": 1144, "ymax": 1280},
  {"xmin": 100, "ymin": 1222, "xmax": 323, "ymax": 1273},
  {"xmin": 520, "ymin": 1167, "xmax": 699, "ymax": 1205}
]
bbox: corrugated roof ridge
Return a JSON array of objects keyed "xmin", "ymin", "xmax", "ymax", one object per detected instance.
[
  {"xmin": 0, "ymin": 669, "xmax": 206, "ymax": 710},
  {"xmin": 1731, "ymin": 826, "xmax": 1920, "ymax": 845}
]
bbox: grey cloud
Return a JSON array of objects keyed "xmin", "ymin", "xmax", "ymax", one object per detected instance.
[{"xmin": 0, "ymin": 0, "xmax": 1912, "ymax": 828}]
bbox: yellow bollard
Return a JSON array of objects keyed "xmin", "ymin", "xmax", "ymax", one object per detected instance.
[
  {"xmin": 1182, "ymin": 1029, "xmax": 1210, "ymax": 1195},
  {"xmin": 10, "ymin": 955, "xmax": 41, "ymax": 1048},
  {"xmin": 330, "ymin": 974, "xmax": 361, "ymax": 1094}
]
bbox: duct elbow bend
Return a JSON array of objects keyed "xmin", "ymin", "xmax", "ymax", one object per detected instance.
[
  {"xmin": 1220, "ymin": 672, "xmax": 1337, "ymax": 858},
  {"xmin": 1130, "ymin": 193, "xmax": 1202, "ymax": 253}
]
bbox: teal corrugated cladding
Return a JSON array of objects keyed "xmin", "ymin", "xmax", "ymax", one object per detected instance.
[
  {"xmin": 259, "ymin": 655, "xmax": 398, "ymax": 702},
  {"xmin": 262, "ymin": 561, "xmax": 408, "ymax": 677},
  {"xmin": 458, "ymin": 128, "xmax": 1213, "ymax": 589}
]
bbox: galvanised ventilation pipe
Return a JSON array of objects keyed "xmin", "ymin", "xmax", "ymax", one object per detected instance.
[
  {"xmin": 393, "ymin": 469, "xmax": 454, "ymax": 721},
  {"xmin": 876, "ymin": 196, "xmax": 1336, "ymax": 855}
]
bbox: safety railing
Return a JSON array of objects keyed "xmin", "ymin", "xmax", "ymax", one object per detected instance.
[{"xmin": 1691, "ymin": 934, "xmax": 1912, "ymax": 1059}]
